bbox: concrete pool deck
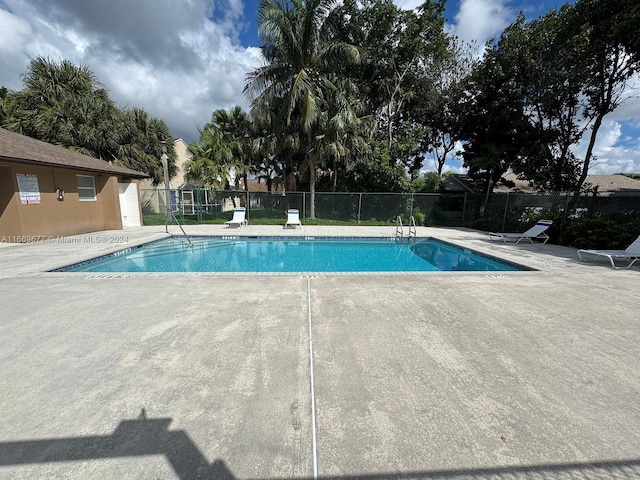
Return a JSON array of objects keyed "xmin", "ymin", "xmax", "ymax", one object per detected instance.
[{"xmin": 0, "ymin": 225, "xmax": 639, "ymax": 479}]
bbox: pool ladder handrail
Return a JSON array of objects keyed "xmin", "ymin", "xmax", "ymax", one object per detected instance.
[
  {"xmin": 169, "ymin": 210, "xmax": 193, "ymax": 247},
  {"xmin": 395, "ymin": 216, "xmax": 417, "ymax": 240},
  {"xmin": 408, "ymin": 215, "xmax": 417, "ymax": 238},
  {"xmin": 395, "ymin": 215, "xmax": 404, "ymax": 238},
  {"xmin": 158, "ymin": 195, "xmax": 193, "ymax": 247}
]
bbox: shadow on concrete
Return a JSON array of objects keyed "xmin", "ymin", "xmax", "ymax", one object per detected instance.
[
  {"xmin": 0, "ymin": 413, "xmax": 638, "ymax": 479},
  {"xmin": 0, "ymin": 413, "xmax": 233, "ymax": 480}
]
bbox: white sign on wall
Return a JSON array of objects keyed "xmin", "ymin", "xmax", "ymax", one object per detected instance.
[{"xmin": 16, "ymin": 174, "xmax": 41, "ymax": 205}]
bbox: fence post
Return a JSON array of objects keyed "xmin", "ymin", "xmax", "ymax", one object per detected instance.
[
  {"xmin": 358, "ymin": 193, "xmax": 362, "ymax": 224},
  {"xmin": 410, "ymin": 193, "xmax": 414, "ymax": 219},
  {"xmin": 502, "ymin": 192, "xmax": 509, "ymax": 232},
  {"xmin": 178, "ymin": 188, "xmax": 184, "ymax": 221},
  {"xmin": 462, "ymin": 193, "xmax": 467, "ymax": 225},
  {"xmin": 303, "ymin": 192, "xmax": 306, "ymax": 220},
  {"xmin": 563, "ymin": 193, "xmax": 570, "ymax": 222}
]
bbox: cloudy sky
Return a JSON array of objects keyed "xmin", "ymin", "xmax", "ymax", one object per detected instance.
[{"xmin": 0, "ymin": 0, "xmax": 638, "ymax": 174}]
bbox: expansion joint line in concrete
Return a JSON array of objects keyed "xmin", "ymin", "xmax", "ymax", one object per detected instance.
[{"xmin": 307, "ymin": 277, "xmax": 319, "ymax": 479}]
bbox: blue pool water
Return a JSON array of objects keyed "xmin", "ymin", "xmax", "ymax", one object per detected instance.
[{"xmin": 57, "ymin": 237, "xmax": 527, "ymax": 273}]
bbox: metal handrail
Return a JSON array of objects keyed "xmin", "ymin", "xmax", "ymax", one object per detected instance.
[
  {"xmin": 395, "ymin": 215, "xmax": 403, "ymax": 238},
  {"xmin": 408, "ymin": 215, "xmax": 417, "ymax": 238},
  {"xmin": 158, "ymin": 194, "xmax": 193, "ymax": 247},
  {"xmin": 169, "ymin": 210, "xmax": 193, "ymax": 247}
]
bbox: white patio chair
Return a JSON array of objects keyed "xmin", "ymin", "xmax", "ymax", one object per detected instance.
[
  {"xmin": 577, "ymin": 234, "xmax": 640, "ymax": 269},
  {"xmin": 489, "ymin": 220, "xmax": 553, "ymax": 244},
  {"xmin": 224, "ymin": 208, "xmax": 247, "ymax": 227},
  {"xmin": 284, "ymin": 209, "xmax": 301, "ymax": 229}
]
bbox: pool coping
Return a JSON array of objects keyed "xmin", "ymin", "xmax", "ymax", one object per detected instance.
[{"xmin": 1, "ymin": 224, "xmax": 629, "ymax": 278}]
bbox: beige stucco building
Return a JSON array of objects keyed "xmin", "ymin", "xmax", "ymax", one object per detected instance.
[{"xmin": 0, "ymin": 128, "xmax": 147, "ymax": 240}]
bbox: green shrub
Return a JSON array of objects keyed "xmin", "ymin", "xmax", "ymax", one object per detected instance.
[
  {"xmin": 429, "ymin": 205, "xmax": 446, "ymax": 226},
  {"xmin": 562, "ymin": 215, "xmax": 640, "ymax": 249}
]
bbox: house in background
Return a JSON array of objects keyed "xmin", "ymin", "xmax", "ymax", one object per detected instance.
[
  {"xmin": 442, "ymin": 172, "xmax": 640, "ymax": 194},
  {"xmin": 493, "ymin": 172, "xmax": 640, "ymax": 194},
  {"xmin": 138, "ymin": 140, "xmax": 247, "ymax": 216},
  {"xmin": 0, "ymin": 127, "xmax": 147, "ymax": 240},
  {"xmin": 441, "ymin": 174, "xmax": 488, "ymax": 194},
  {"xmin": 138, "ymin": 138, "xmax": 190, "ymax": 214}
]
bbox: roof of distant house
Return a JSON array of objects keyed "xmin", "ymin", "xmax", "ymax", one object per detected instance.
[
  {"xmin": 441, "ymin": 174, "xmax": 486, "ymax": 193},
  {"xmin": 0, "ymin": 127, "xmax": 147, "ymax": 178},
  {"xmin": 443, "ymin": 172, "xmax": 640, "ymax": 194},
  {"xmin": 495, "ymin": 172, "xmax": 640, "ymax": 194}
]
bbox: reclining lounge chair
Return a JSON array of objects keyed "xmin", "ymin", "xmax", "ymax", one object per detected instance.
[
  {"xmin": 224, "ymin": 207, "xmax": 247, "ymax": 227},
  {"xmin": 577, "ymin": 234, "xmax": 640, "ymax": 269},
  {"xmin": 284, "ymin": 209, "xmax": 301, "ymax": 229},
  {"xmin": 489, "ymin": 220, "xmax": 553, "ymax": 244}
]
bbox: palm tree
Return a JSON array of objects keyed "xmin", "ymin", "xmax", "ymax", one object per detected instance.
[
  {"xmin": 211, "ymin": 106, "xmax": 253, "ymax": 190},
  {"xmin": 250, "ymin": 99, "xmax": 301, "ymax": 192},
  {"xmin": 116, "ymin": 108, "xmax": 175, "ymax": 184},
  {"xmin": 245, "ymin": 0, "xmax": 363, "ymax": 218},
  {"xmin": 7, "ymin": 57, "xmax": 120, "ymax": 158},
  {"xmin": 3, "ymin": 56, "xmax": 175, "ymax": 182},
  {"xmin": 314, "ymin": 75, "xmax": 370, "ymax": 191},
  {"xmin": 185, "ymin": 125, "xmax": 234, "ymax": 189}
]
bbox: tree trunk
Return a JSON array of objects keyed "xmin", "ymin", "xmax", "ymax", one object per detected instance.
[
  {"xmin": 307, "ymin": 131, "xmax": 316, "ymax": 219},
  {"xmin": 309, "ymin": 158, "xmax": 316, "ymax": 219},
  {"xmin": 567, "ymin": 113, "xmax": 604, "ymax": 213}
]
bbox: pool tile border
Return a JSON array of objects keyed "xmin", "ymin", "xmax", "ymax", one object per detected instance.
[{"xmin": 50, "ymin": 235, "xmax": 534, "ymax": 274}]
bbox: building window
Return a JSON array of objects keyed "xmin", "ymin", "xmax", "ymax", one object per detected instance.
[{"xmin": 77, "ymin": 175, "xmax": 96, "ymax": 201}]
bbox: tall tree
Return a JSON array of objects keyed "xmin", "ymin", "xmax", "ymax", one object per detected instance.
[
  {"xmin": 245, "ymin": 0, "xmax": 363, "ymax": 218},
  {"xmin": 116, "ymin": 108, "xmax": 176, "ymax": 184},
  {"xmin": 500, "ymin": 11, "xmax": 586, "ymax": 192},
  {"xmin": 314, "ymin": 76, "xmax": 370, "ymax": 191},
  {"xmin": 3, "ymin": 57, "xmax": 176, "ymax": 182},
  {"xmin": 247, "ymin": 101, "xmax": 288, "ymax": 192},
  {"xmin": 0, "ymin": 87, "xmax": 10, "ymax": 126},
  {"xmin": 334, "ymin": 0, "xmax": 449, "ymax": 170},
  {"xmin": 5, "ymin": 57, "xmax": 120, "ymax": 159},
  {"xmin": 567, "ymin": 0, "xmax": 640, "ymax": 195},
  {"xmin": 185, "ymin": 124, "xmax": 234, "ymax": 189},
  {"xmin": 475, "ymin": 3, "xmax": 640, "ymax": 193},
  {"xmin": 210, "ymin": 106, "xmax": 253, "ymax": 190},
  {"xmin": 457, "ymin": 40, "xmax": 531, "ymax": 193},
  {"xmin": 411, "ymin": 36, "xmax": 477, "ymax": 175}
]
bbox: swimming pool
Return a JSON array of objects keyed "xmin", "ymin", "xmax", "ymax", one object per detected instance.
[{"xmin": 55, "ymin": 237, "xmax": 530, "ymax": 273}]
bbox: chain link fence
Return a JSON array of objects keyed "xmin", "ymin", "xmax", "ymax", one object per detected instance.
[{"xmin": 141, "ymin": 188, "xmax": 640, "ymax": 248}]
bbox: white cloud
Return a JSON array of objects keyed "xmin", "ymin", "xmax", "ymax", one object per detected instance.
[
  {"xmin": 607, "ymin": 73, "xmax": 640, "ymax": 123},
  {"xmin": 441, "ymin": 163, "xmax": 467, "ymax": 175},
  {"xmin": 579, "ymin": 120, "xmax": 640, "ymax": 174},
  {"xmin": 447, "ymin": 0, "xmax": 513, "ymax": 44},
  {"xmin": 394, "ymin": 0, "xmax": 423, "ymax": 11},
  {"xmin": 0, "ymin": 0, "xmax": 261, "ymax": 143},
  {"xmin": 0, "ymin": 7, "xmax": 31, "ymax": 50}
]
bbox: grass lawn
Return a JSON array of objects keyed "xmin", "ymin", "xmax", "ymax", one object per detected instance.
[{"xmin": 142, "ymin": 212, "xmax": 395, "ymax": 227}]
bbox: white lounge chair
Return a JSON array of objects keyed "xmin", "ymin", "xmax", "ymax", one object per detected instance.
[
  {"xmin": 577, "ymin": 234, "xmax": 640, "ymax": 269},
  {"xmin": 284, "ymin": 209, "xmax": 301, "ymax": 229},
  {"xmin": 224, "ymin": 207, "xmax": 247, "ymax": 227},
  {"xmin": 489, "ymin": 219, "xmax": 553, "ymax": 244}
]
